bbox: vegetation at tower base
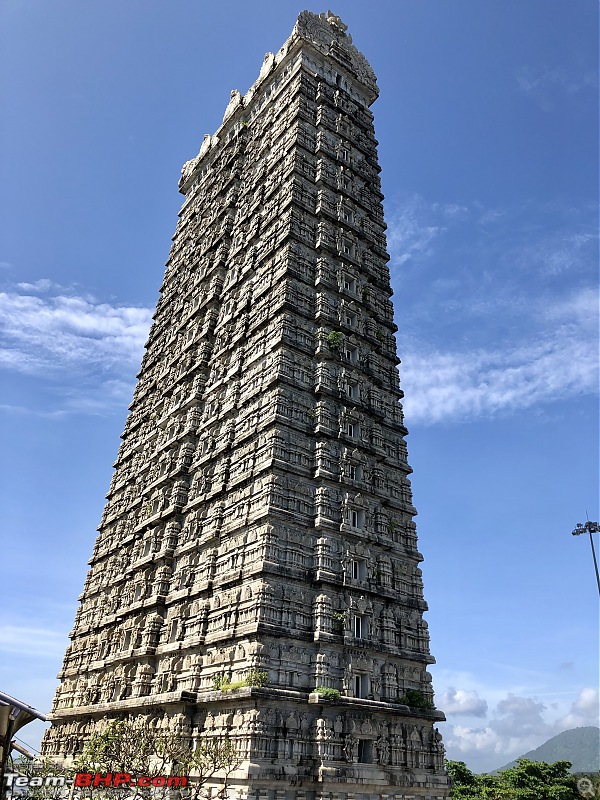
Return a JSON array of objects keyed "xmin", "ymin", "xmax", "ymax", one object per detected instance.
[
  {"xmin": 10, "ymin": 757, "xmax": 74, "ymax": 800},
  {"xmin": 446, "ymin": 759, "xmax": 585, "ymax": 800},
  {"xmin": 13, "ymin": 721, "xmax": 240, "ymax": 800},
  {"xmin": 42, "ymin": 9, "xmax": 450, "ymax": 798},
  {"xmin": 75, "ymin": 719, "xmax": 240, "ymax": 800}
]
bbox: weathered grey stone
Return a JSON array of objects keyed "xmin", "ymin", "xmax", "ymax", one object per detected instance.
[{"xmin": 43, "ymin": 10, "xmax": 450, "ymax": 800}]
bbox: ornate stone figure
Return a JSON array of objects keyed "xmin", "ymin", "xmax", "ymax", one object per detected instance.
[
  {"xmin": 344, "ymin": 734, "xmax": 359, "ymax": 763},
  {"xmin": 376, "ymin": 734, "xmax": 390, "ymax": 766},
  {"xmin": 43, "ymin": 10, "xmax": 449, "ymax": 800}
]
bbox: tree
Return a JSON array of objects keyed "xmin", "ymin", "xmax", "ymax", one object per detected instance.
[
  {"xmin": 499, "ymin": 759, "xmax": 581, "ymax": 800},
  {"xmin": 446, "ymin": 758, "xmax": 582, "ymax": 800},
  {"xmin": 446, "ymin": 761, "xmax": 512, "ymax": 800},
  {"xmin": 9, "ymin": 756, "xmax": 75, "ymax": 800},
  {"xmin": 73, "ymin": 718, "xmax": 241, "ymax": 800},
  {"xmin": 446, "ymin": 761, "xmax": 478, "ymax": 799}
]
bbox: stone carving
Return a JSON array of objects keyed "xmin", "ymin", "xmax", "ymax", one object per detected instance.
[
  {"xmin": 43, "ymin": 10, "xmax": 449, "ymax": 799},
  {"xmin": 344, "ymin": 733, "xmax": 358, "ymax": 762},
  {"xmin": 325, "ymin": 10, "xmax": 348, "ymax": 35}
]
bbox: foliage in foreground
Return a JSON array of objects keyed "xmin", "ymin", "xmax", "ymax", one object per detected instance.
[
  {"xmin": 74, "ymin": 719, "xmax": 240, "ymax": 799},
  {"xmin": 9, "ymin": 757, "xmax": 74, "ymax": 800},
  {"xmin": 13, "ymin": 719, "xmax": 241, "ymax": 800},
  {"xmin": 446, "ymin": 758, "xmax": 587, "ymax": 800}
]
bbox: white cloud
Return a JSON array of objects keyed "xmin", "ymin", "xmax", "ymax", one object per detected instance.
[
  {"xmin": 0, "ymin": 282, "xmax": 153, "ymax": 414},
  {"xmin": 0, "ymin": 285, "xmax": 152, "ymax": 377},
  {"xmin": 446, "ymin": 724, "xmax": 502, "ymax": 756},
  {"xmin": 60, "ymin": 378, "xmax": 137, "ymax": 414},
  {"xmin": 442, "ymin": 687, "xmax": 488, "ymax": 717},
  {"xmin": 16, "ymin": 279, "xmax": 55, "ymax": 292},
  {"xmin": 444, "ymin": 706, "xmax": 549, "ymax": 773},
  {"xmin": 401, "ymin": 310, "xmax": 598, "ymax": 425},
  {"xmin": 477, "ymin": 207, "xmax": 507, "ymax": 225},
  {"xmin": 0, "ymin": 403, "xmax": 69, "ymax": 418},
  {"xmin": 386, "ymin": 197, "xmax": 598, "ymax": 425},
  {"xmin": 386, "ymin": 195, "xmax": 447, "ymax": 267},
  {"xmin": 388, "ymin": 197, "xmax": 597, "ymax": 300},
  {"xmin": 515, "ymin": 231, "xmax": 598, "ymax": 276},
  {"xmin": 542, "ymin": 286, "xmax": 598, "ymax": 323},
  {"xmin": 434, "ymin": 667, "xmax": 599, "ymax": 771},
  {"xmin": 558, "ymin": 687, "xmax": 600, "ymax": 729},
  {"xmin": 441, "ymin": 685, "xmax": 600, "ymax": 772},
  {"xmin": 431, "ymin": 202, "xmax": 470, "ymax": 221},
  {"xmin": 0, "ymin": 625, "xmax": 69, "ymax": 658},
  {"xmin": 493, "ymin": 694, "xmax": 551, "ymax": 738},
  {"xmin": 517, "ymin": 64, "xmax": 598, "ymax": 110}
]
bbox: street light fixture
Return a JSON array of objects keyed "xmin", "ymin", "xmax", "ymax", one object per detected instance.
[{"xmin": 572, "ymin": 520, "xmax": 600, "ymax": 595}]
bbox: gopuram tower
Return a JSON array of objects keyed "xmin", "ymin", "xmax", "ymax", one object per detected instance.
[{"xmin": 43, "ymin": 10, "xmax": 450, "ymax": 800}]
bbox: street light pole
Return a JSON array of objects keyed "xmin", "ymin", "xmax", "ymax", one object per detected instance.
[{"xmin": 572, "ymin": 520, "xmax": 600, "ymax": 595}]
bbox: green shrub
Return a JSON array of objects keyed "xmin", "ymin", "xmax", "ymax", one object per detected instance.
[
  {"xmin": 332, "ymin": 611, "xmax": 346, "ymax": 631},
  {"xmin": 399, "ymin": 689, "xmax": 434, "ymax": 709},
  {"xmin": 212, "ymin": 674, "xmax": 229, "ymax": 690},
  {"xmin": 223, "ymin": 680, "xmax": 246, "ymax": 692},
  {"xmin": 245, "ymin": 670, "xmax": 268, "ymax": 687},
  {"xmin": 327, "ymin": 331, "xmax": 343, "ymax": 349},
  {"xmin": 315, "ymin": 687, "xmax": 341, "ymax": 701},
  {"xmin": 212, "ymin": 670, "xmax": 268, "ymax": 692}
]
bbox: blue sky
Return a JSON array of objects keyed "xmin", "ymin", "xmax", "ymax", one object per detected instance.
[{"xmin": 0, "ymin": 0, "xmax": 598, "ymax": 773}]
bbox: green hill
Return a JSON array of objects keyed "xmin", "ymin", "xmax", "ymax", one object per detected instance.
[{"xmin": 495, "ymin": 726, "xmax": 599, "ymax": 773}]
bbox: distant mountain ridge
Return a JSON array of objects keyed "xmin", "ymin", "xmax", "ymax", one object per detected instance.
[{"xmin": 495, "ymin": 726, "xmax": 600, "ymax": 773}]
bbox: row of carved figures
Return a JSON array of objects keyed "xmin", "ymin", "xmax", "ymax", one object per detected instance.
[
  {"xmin": 43, "ymin": 708, "xmax": 443, "ymax": 770},
  {"xmin": 54, "ymin": 650, "xmax": 432, "ymax": 711}
]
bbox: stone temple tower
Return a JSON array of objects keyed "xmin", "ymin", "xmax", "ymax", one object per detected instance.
[{"xmin": 43, "ymin": 10, "xmax": 450, "ymax": 800}]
